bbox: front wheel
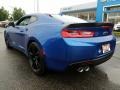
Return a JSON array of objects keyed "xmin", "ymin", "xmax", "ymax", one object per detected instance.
[
  {"xmin": 28, "ymin": 42, "xmax": 46, "ymax": 76},
  {"xmin": 5, "ymin": 37, "xmax": 12, "ymax": 49}
]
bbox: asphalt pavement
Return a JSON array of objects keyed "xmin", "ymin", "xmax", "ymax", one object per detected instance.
[{"xmin": 0, "ymin": 28, "xmax": 120, "ymax": 90}]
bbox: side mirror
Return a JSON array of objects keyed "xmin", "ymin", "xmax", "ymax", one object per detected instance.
[{"xmin": 8, "ymin": 22, "xmax": 15, "ymax": 27}]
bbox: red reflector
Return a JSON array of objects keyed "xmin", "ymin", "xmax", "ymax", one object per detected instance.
[
  {"xmin": 61, "ymin": 29, "xmax": 94, "ymax": 38},
  {"xmin": 102, "ymin": 26, "xmax": 112, "ymax": 30}
]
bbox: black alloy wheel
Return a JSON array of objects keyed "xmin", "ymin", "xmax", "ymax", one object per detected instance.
[{"xmin": 28, "ymin": 42, "xmax": 46, "ymax": 76}]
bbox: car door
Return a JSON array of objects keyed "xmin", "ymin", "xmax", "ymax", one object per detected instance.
[{"xmin": 12, "ymin": 16, "xmax": 31, "ymax": 52}]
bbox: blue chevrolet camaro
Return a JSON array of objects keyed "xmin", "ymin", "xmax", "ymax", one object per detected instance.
[{"xmin": 4, "ymin": 14, "xmax": 116, "ymax": 75}]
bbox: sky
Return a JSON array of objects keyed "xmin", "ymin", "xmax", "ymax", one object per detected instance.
[{"xmin": 0, "ymin": 0, "xmax": 97, "ymax": 14}]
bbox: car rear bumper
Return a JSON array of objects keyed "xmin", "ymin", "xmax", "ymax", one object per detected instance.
[
  {"xmin": 69, "ymin": 51, "xmax": 114, "ymax": 69},
  {"xmin": 64, "ymin": 35, "xmax": 116, "ymax": 63},
  {"xmin": 45, "ymin": 35, "xmax": 116, "ymax": 71},
  {"xmin": 46, "ymin": 50, "xmax": 114, "ymax": 71}
]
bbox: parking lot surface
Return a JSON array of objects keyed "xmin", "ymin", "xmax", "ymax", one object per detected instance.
[{"xmin": 0, "ymin": 28, "xmax": 120, "ymax": 90}]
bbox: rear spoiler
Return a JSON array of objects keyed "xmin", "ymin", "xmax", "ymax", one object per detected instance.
[{"xmin": 67, "ymin": 23, "xmax": 114, "ymax": 28}]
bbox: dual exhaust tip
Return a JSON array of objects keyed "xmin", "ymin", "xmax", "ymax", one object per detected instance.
[{"xmin": 77, "ymin": 66, "xmax": 90, "ymax": 73}]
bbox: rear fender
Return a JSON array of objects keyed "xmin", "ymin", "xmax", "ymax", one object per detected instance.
[{"xmin": 26, "ymin": 37, "xmax": 43, "ymax": 55}]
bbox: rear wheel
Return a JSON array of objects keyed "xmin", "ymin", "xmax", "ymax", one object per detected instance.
[{"xmin": 28, "ymin": 42, "xmax": 46, "ymax": 76}]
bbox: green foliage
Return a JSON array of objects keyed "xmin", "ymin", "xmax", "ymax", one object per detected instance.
[
  {"xmin": 12, "ymin": 8, "xmax": 25, "ymax": 21},
  {"xmin": 0, "ymin": 7, "xmax": 9, "ymax": 21},
  {"xmin": 113, "ymin": 31, "xmax": 120, "ymax": 37}
]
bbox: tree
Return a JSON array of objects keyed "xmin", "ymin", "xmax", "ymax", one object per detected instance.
[
  {"xmin": 0, "ymin": 7, "xmax": 9, "ymax": 21},
  {"xmin": 12, "ymin": 8, "xmax": 25, "ymax": 21}
]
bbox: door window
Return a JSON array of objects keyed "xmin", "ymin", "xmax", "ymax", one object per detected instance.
[
  {"xmin": 16, "ymin": 16, "xmax": 31, "ymax": 26},
  {"xmin": 29, "ymin": 16, "xmax": 37, "ymax": 24}
]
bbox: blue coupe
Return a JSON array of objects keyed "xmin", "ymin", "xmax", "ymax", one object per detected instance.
[{"xmin": 4, "ymin": 14, "xmax": 116, "ymax": 75}]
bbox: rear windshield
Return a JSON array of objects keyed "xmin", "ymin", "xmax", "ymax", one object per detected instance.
[{"xmin": 52, "ymin": 15, "xmax": 87, "ymax": 23}]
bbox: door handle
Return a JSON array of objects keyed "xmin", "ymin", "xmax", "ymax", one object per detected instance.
[
  {"xmin": 15, "ymin": 27, "xmax": 20, "ymax": 29},
  {"xmin": 20, "ymin": 30, "xmax": 24, "ymax": 32},
  {"xmin": 26, "ymin": 28, "xmax": 28, "ymax": 31}
]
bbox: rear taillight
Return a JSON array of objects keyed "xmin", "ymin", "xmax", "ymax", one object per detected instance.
[{"xmin": 61, "ymin": 29, "xmax": 95, "ymax": 38}]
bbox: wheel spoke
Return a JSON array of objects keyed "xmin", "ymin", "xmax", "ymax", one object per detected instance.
[
  {"xmin": 31, "ymin": 58, "xmax": 40, "ymax": 69},
  {"xmin": 28, "ymin": 43, "xmax": 45, "ymax": 75},
  {"xmin": 29, "ymin": 45, "xmax": 41, "ymax": 70}
]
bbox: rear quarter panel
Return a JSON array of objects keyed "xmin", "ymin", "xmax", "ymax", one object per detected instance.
[{"xmin": 26, "ymin": 21, "xmax": 68, "ymax": 66}]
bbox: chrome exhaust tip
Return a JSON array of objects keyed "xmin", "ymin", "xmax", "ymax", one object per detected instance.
[
  {"xmin": 77, "ymin": 67, "xmax": 84, "ymax": 73},
  {"xmin": 84, "ymin": 66, "xmax": 90, "ymax": 72}
]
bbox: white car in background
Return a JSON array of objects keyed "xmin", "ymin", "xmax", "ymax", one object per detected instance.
[
  {"xmin": 0, "ymin": 20, "xmax": 10, "ymax": 28},
  {"xmin": 114, "ymin": 22, "xmax": 120, "ymax": 31}
]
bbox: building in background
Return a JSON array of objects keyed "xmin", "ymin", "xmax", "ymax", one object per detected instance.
[
  {"xmin": 60, "ymin": 2, "xmax": 97, "ymax": 22},
  {"xmin": 96, "ymin": 0, "xmax": 120, "ymax": 24}
]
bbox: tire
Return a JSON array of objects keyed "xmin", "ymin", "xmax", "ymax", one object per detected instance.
[
  {"xmin": 28, "ymin": 42, "xmax": 46, "ymax": 76},
  {"xmin": 5, "ymin": 37, "xmax": 12, "ymax": 49}
]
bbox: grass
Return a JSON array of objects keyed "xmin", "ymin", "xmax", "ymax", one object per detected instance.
[{"xmin": 113, "ymin": 31, "xmax": 120, "ymax": 37}]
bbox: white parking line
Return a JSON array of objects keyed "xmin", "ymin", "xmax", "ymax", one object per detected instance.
[{"xmin": 116, "ymin": 41, "xmax": 120, "ymax": 44}]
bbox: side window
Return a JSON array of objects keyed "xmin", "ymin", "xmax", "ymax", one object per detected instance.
[
  {"xmin": 29, "ymin": 16, "xmax": 37, "ymax": 24},
  {"xmin": 16, "ymin": 16, "xmax": 31, "ymax": 26}
]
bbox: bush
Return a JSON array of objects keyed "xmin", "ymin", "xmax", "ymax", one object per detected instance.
[
  {"xmin": 0, "ymin": 7, "xmax": 9, "ymax": 21},
  {"xmin": 113, "ymin": 31, "xmax": 120, "ymax": 37},
  {"xmin": 12, "ymin": 8, "xmax": 25, "ymax": 21}
]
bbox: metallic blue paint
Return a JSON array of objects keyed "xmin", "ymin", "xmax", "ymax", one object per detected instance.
[{"xmin": 4, "ymin": 14, "xmax": 116, "ymax": 71}]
